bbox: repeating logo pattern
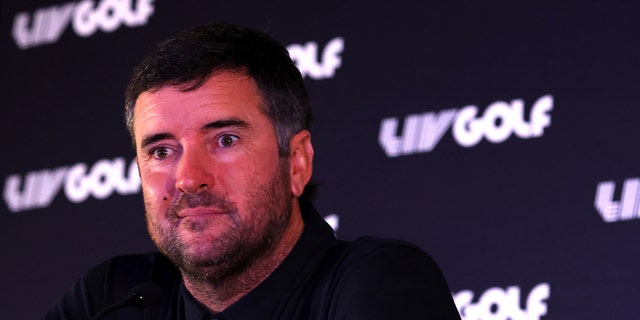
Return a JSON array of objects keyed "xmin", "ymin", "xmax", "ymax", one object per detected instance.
[
  {"xmin": 12, "ymin": 0, "xmax": 155, "ymax": 49},
  {"xmin": 379, "ymin": 95, "xmax": 553, "ymax": 157}
]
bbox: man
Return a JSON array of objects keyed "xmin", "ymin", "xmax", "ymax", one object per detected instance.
[{"xmin": 45, "ymin": 23, "xmax": 461, "ymax": 319}]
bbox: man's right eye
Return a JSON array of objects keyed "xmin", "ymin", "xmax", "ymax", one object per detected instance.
[{"xmin": 151, "ymin": 147, "xmax": 170, "ymax": 159}]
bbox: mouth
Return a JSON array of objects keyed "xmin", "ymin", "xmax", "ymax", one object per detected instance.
[{"xmin": 177, "ymin": 207, "xmax": 228, "ymax": 218}]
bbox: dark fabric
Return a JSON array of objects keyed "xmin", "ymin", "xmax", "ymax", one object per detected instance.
[{"xmin": 43, "ymin": 202, "xmax": 461, "ymax": 319}]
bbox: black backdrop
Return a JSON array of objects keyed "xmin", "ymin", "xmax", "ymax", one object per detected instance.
[{"xmin": 2, "ymin": 1, "xmax": 639, "ymax": 319}]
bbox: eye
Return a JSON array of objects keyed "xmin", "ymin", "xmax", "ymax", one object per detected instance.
[
  {"xmin": 150, "ymin": 146, "xmax": 171, "ymax": 159},
  {"xmin": 218, "ymin": 134, "xmax": 239, "ymax": 147}
]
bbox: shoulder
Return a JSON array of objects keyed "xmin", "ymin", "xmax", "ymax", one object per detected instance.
[
  {"xmin": 343, "ymin": 236, "xmax": 433, "ymax": 257},
  {"xmin": 318, "ymin": 237, "xmax": 461, "ymax": 319},
  {"xmin": 84, "ymin": 252, "xmax": 178, "ymax": 288},
  {"xmin": 43, "ymin": 252, "xmax": 180, "ymax": 319},
  {"xmin": 90, "ymin": 252, "xmax": 176, "ymax": 277},
  {"xmin": 330, "ymin": 236, "xmax": 447, "ymax": 285}
]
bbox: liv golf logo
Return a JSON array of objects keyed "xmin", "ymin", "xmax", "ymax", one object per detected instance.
[
  {"xmin": 453, "ymin": 283, "xmax": 550, "ymax": 320},
  {"xmin": 12, "ymin": 0, "xmax": 155, "ymax": 49},
  {"xmin": 3, "ymin": 157, "xmax": 140, "ymax": 212},
  {"xmin": 379, "ymin": 95, "xmax": 553, "ymax": 157},
  {"xmin": 595, "ymin": 178, "xmax": 640, "ymax": 222}
]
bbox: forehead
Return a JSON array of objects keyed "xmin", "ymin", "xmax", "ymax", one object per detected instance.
[{"xmin": 132, "ymin": 72, "xmax": 268, "ymax": 140}]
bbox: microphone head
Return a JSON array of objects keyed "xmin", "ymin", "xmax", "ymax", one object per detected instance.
[{"xmin": 127, "ymin": 282, "xmax": 162, "ymax": 309}]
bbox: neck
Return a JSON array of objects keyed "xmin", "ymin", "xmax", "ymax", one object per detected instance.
[{"xmin": 183, "ymin": 201, "xmax": 305, "ymax": 313}]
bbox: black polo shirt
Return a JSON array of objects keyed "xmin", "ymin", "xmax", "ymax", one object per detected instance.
[{"xmin": 44, "ymin": 201, "xmax": 461, "ymax": 319}]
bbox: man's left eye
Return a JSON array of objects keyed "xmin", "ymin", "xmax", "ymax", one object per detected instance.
[{"xmin": 218, "ymin": 135, "xmax": 238, "ymax": 147}]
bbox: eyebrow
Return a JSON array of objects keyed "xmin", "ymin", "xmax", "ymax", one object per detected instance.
[
  {"xmin": 202, "ymin": 118, "xmax": 251, "ymax": 131},
  {"xmin": 139, "ymin": 118, "xmax": 251, "ymax": 149},
  {"xmin": 140, "ymin": 133, "xmax": 174, "ymax": 150}
]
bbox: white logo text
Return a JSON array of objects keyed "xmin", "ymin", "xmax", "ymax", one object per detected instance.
[
  {"xmin": 453, "ymin": 283, "xmax": 550, "ymax": 320},
  {"xmin": 595, "ymin": 178, "xmax": 640, "ymax": 222},
  {"xmin": 3, "ymin": 157, "xmax": 140, "ymax": 212},
  {"xmin": 287, "ymin": 37, "xmax": 344, "ymax": 80},
  {"xmin": 379, "ymin": 95, "xmax": 553, "ymax": 157},
  {"xmin": 12, "ymin": 0, "xmax": 155, "ymax": 49}
]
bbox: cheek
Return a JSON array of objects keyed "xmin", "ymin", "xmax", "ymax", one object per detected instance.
[
  {"xmin": 140, "ymin": 169, "xmax": 175, "ymax": 206},
  {"xmin": 219, "ymin": 158, "xmax": 270, "ymax": 191}
]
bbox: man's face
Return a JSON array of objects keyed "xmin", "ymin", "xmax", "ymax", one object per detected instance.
[{"xmin": 133, "ymin": 71, "xmax": 293, "ymax": 282}]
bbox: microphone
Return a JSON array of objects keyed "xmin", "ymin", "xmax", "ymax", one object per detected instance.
[{"xmin": 90, "ymin": 282, "xmax": 162, "ymax": 320}]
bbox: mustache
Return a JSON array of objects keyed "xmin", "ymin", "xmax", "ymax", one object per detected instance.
[{"xmin": 169, "ymin": 190, "xmax": 237, "ymax": 215}]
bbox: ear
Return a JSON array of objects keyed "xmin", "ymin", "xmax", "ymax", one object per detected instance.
[{"xmin": 289, "ymin": 130, "xmax": 314, "ymax": 197}]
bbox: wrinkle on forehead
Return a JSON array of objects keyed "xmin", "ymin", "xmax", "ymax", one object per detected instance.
[{"xmin": 132, "ymin": 72, "xmax": 268, "ymax": 149}]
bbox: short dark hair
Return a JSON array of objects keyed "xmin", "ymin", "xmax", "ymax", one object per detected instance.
[{"xmin": 124, "ymin": 22, "xmax": 312, "ymax": 157}]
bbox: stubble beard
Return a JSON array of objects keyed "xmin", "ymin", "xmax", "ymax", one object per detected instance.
[{"xmin": 145, "ymin": 159, "xmax": 293, "ymax": 286}]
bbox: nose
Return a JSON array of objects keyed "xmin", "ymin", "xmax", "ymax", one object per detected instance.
[{"xmin": 175, "ymin": 147, "xmax": 215, "ymax": 194}]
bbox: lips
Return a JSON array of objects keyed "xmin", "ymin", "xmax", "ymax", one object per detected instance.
[{"xmin": 177, "ymin": 207, "xmax": 227, "ymax": 218}]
